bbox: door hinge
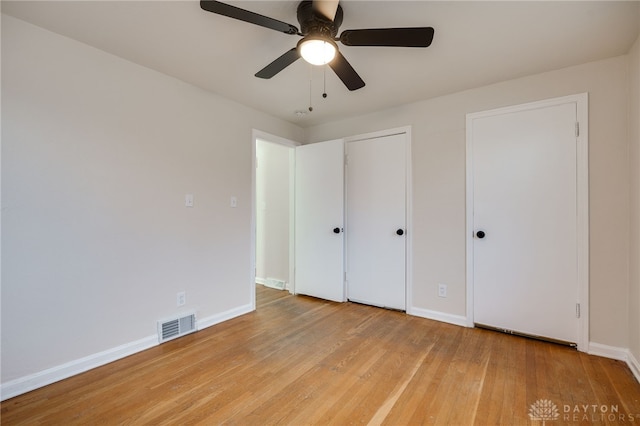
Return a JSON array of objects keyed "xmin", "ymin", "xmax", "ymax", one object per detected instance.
[
  {"xmin": 575, "ymin": 122, "xmax": 580, "ymax": 137},
  {"xmin": 576, "ymin": 303, "xmax": 581, "ymax": 318}
]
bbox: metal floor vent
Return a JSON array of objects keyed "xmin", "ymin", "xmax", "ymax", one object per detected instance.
[
  {"xmin": 265, "ymin": 278, "xmax": 286, "ymax": 290},
  {"xmin": 158, "ymin": 313, "xmax": 196, "ymax": 343}
]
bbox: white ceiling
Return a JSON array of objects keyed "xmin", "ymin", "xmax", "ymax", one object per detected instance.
[{"xmin": 3, "ymin": 1, "xmax": 639, "ymax": 127}]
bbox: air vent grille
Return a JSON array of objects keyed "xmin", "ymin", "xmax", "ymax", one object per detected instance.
[
  {"xmin": 158, "ymin": 313, "xmax": 196, "ymax": 343},
  {"xmin": 265, "ymin": 278, "xmax": 286, "ymax": 290}
]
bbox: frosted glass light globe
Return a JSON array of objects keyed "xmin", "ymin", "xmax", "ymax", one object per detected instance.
[{"xmin": 299, "ymin": 38, "xmax": 337, "ymax": 66}]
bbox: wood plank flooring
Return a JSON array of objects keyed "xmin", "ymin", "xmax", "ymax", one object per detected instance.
[{"xmin": 2, "ymin": 285, "xmax": 640, "ymax": 425}]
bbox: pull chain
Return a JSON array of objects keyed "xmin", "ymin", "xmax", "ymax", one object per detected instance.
[
  {"xmin": 307, "ymin": 65, "xmax": 328, "ymax": 112},
  {"xmin": 323, "ymin": 65, "xmax": 328, "ymax": 99},
  {"xmin": 308, "ymin": 64, "xmax": 314, "ymax": 112}
]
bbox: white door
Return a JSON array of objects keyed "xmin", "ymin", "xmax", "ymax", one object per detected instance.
[
  {"xmin": 470, "ymin": 101, "xmax": 579, "ymax": 344},
  {"xmin": 294, "ymin": 139, "xmax": 345, "ymax": 302},
  {"xmin": 346, "ymin": 133, "xmax": 407, "ymax": 310}
]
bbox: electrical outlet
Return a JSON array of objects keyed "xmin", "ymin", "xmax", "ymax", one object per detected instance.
[
  {"xmin": 177, "ymin": 291, "xmax": 186, "ymax": 306},
  {"xmin": 438, "ymin": 284, "xmax": 447, "ymax": 298}
]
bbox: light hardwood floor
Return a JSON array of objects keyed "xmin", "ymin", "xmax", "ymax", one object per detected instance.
[{"xmin": 2, "ymin": 285, "xmax": 640, "ymax": 425}]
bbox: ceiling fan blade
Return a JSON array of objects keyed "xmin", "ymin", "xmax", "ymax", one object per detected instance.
[
  {"xmin": 329, "ymin": 52, "xmax": 365, "ymax": 91},
  {"xmin": 340, "ymin": 27, "xmax": 435, "ymax": 47},
  {"xmin": 313, "ymin": 0, "xmax": 339, "ymax": 21},
  {"xmin": 200, "ymin": 1, "xmax": 299, "ymax": 35},
  {"xmin": 255, "ymin": 48, "xmax": 301, "ymax": 79}
]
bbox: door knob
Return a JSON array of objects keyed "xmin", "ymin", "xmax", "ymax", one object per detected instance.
[
  {"xmin": 476, "ymin": 230, "xmax": 486, "ymax": 239},
  {"xmin": 333, "ymin": 227, "xmax": 341, "ymax": 234},
  {"xmin": 396, "ymin": 229, "xmax": 404, "ymax": 236}
]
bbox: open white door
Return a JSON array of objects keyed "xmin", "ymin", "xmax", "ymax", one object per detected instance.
[{"xmin": 294, "ymin": 139, "xmax": 345, "ymax": 302}]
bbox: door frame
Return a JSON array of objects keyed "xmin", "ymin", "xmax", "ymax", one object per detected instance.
[
  {"xmin": 344, "ymin": 126, "xmax": 413, "ymax": 312},
  {"xmin": 251, "ymin": 129, "xmax": 300, "ymax": 310},
  {"xmin": 465, "ymin": 93, "xmax": 589, "ymax": 351}
]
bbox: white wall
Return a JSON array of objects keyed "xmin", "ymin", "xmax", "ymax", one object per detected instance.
[
  {"xmin": 307, "ymin": 55, "xmax": 631, "ymax": 349},
  {"xmin": 255, "ymin": 140, "xmax": 292, "ymax": 286},
  {"xmin": 1, "ymin": 15, "xmax": 303, "ymax": 393},
  {"xmin": 629, "ymin": 32, "xmax": 640, "ymax": 366},
  {"xmin": 2, "ymin": 9, "xmax": 638, "ymax": 398}
]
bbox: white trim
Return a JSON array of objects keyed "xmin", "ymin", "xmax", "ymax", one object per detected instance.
[
  {"xmin": 1, "ymin": 335, "xmax": 157, "ymax": 401},
  {"xmin": 405, "ymin": 127, "xmax": 414, "ymax": 313},
  {"xmin": 251, "ymin": 130, "xmax": 301, "ymax": 305},
  {"xmin": 197, "ymin": 303, "xmax": 253, "ymax": 330},
  {"xmin": 465, "ymin": 113, "xmax": 476, "ymax": 328},
  {"xmin": 575, "ymin": 93, "xmax": 590, "ymax": 351},
  {"xmin": 465, "ymin": 93, "xmax": 590, "ymax": 351},
  {"xmin": 409, "ymin": 307, "xmax": 468, "ymax": 328},
  {"xmin": 288, "ymin": 147, "xmax": 296, "ymax": 294},
  {"xmin": 253, "ymin": 131, "xmax": 300, "ymax": 149},
  {"xmin": 343, "ymin": 126, "xmax": 411, "ymax": 144},
  {"xmin": 344, "ymin": 126, "xmax": 413, "ymax": 311},
  {"xmin": 588, "ymin": 343, "xmax": 640, "ymax": 384},
  {"xmin": 628, "ymin": 350, "xmax": 640, "ymax": 384},
  {"xmin": 251, "ymin": 132, "xmax": 258, "ymax": 311},
  {"xmin": 255, "ymin": 276, "xmax": 267, "ymax": 286},
  {"xmin": 588, "ymin": 342, "xmax": 629, "ymax": 361},
  {"xmin": 1, "ymin": 304, "xmax": 254, "ymax": 401}
]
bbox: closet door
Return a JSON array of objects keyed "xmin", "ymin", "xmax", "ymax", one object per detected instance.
[
  {"xmin": 470, "ymin": 101, "xmax": 580, "ymax": 344},
  {"xmin": 294, "ymin": 139, "xmax": 345, "ymax": 302},
  {"xmin": 346, "ymin": 133, "xmax": 407, "ymax": 310}
]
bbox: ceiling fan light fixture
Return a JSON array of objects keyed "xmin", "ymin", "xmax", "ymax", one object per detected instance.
[{"xmin": 298, "ymin": 37, "xmax": 337, "ymax": 66}]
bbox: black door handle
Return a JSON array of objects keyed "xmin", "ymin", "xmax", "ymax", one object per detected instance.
[
  {"xmin": 396, "ymin": 229, "xmax": 404, "ymax": 236},
  {"xmin": 333, "ymin": 227, "xmax": 341, "ymax": 234},
  {"xmin": 476, "ymin": 230, "xmax": 486, "ymax": 239}
]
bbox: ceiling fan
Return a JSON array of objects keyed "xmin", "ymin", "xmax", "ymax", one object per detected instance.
[{"xmin": 200, "ymin": 0, "xmax": 435, "ymax": 91}]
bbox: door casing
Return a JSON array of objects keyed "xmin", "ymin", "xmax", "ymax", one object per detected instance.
[{"xmin": 251, "ymin": 130, "xmax": 300, "ymax": 310}]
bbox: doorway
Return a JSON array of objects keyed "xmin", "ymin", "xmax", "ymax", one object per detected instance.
[
  {"xmin": 466, "ymin": 94, "xmax": 589, "ymax": 350},
  {"xmin": 252, "ymin": 131, "xmax": 298, "ymax": 309}
]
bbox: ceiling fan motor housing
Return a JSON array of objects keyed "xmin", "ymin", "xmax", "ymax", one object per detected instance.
[{"xmin": 297, "ymin": 0, "xmax": 343, "ymax": 38}]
